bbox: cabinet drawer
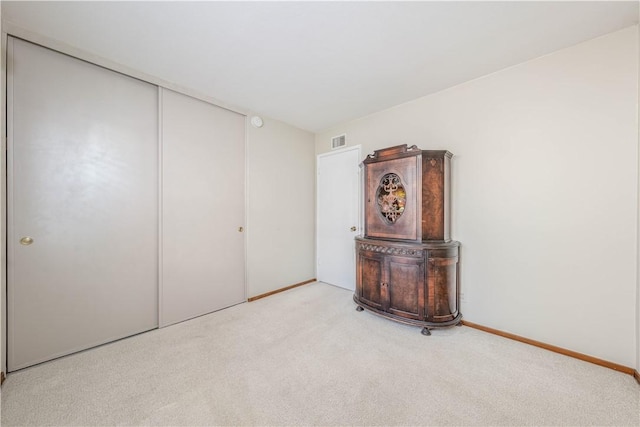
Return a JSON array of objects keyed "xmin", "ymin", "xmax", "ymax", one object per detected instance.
[
  {"xmin": 427, "ymin": 247, "xmax": 458, "ymax": 259},
  {"xmin": 357, "ymin": 242, "xmax": 425, "ymax": 259}
]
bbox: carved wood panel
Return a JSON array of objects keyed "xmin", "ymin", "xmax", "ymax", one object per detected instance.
[{"xmin": 364, "ymin": 156, "xmax": 419, "ymax": 241}]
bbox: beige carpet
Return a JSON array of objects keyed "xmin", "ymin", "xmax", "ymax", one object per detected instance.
[{"xmin": 1, "ymin": 281, "xmax": 638, "ymax": 426}]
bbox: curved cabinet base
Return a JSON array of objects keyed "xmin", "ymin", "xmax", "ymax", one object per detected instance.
[
  {"xmin": 353, "ymin": 294, "xmax": 462, "ymax": 334},
  {"xmin": 354, "ymin": 237, "xmax": 462, "ymax": 334}
]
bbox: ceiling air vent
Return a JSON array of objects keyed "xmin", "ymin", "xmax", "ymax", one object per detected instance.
[{"xmin": 331, "ymin": 134, "xmax": 346, "ymax": 149}]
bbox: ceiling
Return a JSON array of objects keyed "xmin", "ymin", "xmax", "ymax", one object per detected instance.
[{"xmin": 2, "ymin": 1, "xmax": 638, "ymax": 132}]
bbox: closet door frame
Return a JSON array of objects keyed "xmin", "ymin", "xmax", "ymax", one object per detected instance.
[{"xmin": 0, "ymin": 27, "xmax": 249, "ymax": 374}]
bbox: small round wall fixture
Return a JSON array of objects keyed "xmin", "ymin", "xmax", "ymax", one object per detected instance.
[{"xmin": 250, "ymin": 116, "xmax": 264, "ymax": 128}]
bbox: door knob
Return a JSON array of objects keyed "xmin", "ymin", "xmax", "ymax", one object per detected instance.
[
  {"xmin": 238, "ymin": 227, "xmax": 244, "ymax": 232},
  {"xmin": 20, "ymin": 236, "xmax": 34, "ymax": 245},
  {"xmin": 350, "ymin": 226, "xmax": 357, "ymax": 232}
]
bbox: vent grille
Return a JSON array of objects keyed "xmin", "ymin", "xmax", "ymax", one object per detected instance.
[{"xmin": 331, "ymin": 134, "xmax": 346, "ymax": 149}]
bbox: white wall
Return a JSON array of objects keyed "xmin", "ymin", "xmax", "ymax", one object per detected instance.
[
  {"xmin": 246, "ymin": 116, "xmax": 316, "ymax": 298},
  {"xmin": 317, "ymin": 26, "xmax": 639, "ymax": 368}
]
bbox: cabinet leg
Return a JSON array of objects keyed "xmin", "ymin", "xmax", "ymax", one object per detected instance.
[
  {"xmin": 421, "ymin": 327, "xmax": 431, "ymax": 336},
  {"xmin": 356, "ymin": 306, "xmax": 364, "ymax": 312}
]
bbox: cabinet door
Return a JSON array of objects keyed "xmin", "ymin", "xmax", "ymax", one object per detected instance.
[
  {"xmin": 426, "ymin": 257, "xmax": 459, "ymax": 322},
  {"xmin": 364, "ymin": 156, "xmax": 420, "ymax": 241},
  {"xmin": 356, "ymin": 251, "xmax": 384, "ymax": 310},
  {"xmin": 386, "ymin": 256, "xmax": 425, "ymax": 320}
]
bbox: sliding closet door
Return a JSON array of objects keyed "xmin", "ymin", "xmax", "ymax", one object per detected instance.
[
  {"xmin": 161, "ymin": 89, "xmax": 245, "ymax": 327},
  {"xmin": 7, "ymin": 38, "xmax": 159, "ymax": 371}
]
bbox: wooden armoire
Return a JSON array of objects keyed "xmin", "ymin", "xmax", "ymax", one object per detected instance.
[{"xmin": 354, "ymin": 144, "xmax": 462, "ymax": 335}]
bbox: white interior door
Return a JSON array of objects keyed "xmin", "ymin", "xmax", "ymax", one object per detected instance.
[
  {"xmin": 317, "ymin": 146, "xmax": 361, "ymax": 290},
  {"xmin": 160, "ymin": 89, "xmax": 246, "ymax": 327},
  {"xmin": 7, "ymin": 38, "xmax": 159, "ymax": 371}
]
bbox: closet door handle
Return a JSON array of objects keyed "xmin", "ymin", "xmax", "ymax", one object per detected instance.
[{"xmin": 20, "ymin": 236, "xmax": 34, "ymax": 246}]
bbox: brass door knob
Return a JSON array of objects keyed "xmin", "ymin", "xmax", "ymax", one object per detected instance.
[
  {"xmin": 350, "ymin": 226, "xmax": 357, "ymax": 232},
  {"xmin": 238, "ymin": 227, "xmax": 244, "ymax": 232},
  {"xmin": 20, "ymin": 236, "xmax": 34, "ymax": 245}
]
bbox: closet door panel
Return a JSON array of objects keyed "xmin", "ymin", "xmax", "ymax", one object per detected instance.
[
  {"xmin": 161, "ymin": 89, "xmax": 245, "ymax": 326},
  {"xmin": 7, "ymin": 38, "xmax": 159, "ymax": 371}
]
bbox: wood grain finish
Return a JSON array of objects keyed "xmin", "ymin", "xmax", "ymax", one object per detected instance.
[
  {"xmin": 364, "ymin": 156, "xmax": 420, "ymax": 240},
  {"xmin": 421, "ymin": 152, "xmax": 452, "ymax": 241},
  {"xmin": 355, "ymin": 237, "xmax": 461, "ymax": 331},
  {"xmin": 247, "ymin": 279, "xmax": 316, "ymax": 302},
  {"xmin": 387, "ymin": 257, "xmax": 423, "ymax": 320},
  {"xmin": 462, "ymin": 320, "xmax": 636, "ymax": 376},
  {"xmin": 357, "ymin": 144, "xmax": 460, "ymax": 334},
  {"xmin": 427, "ymin": 255, "xmax": 458, "ymax": 323},
  {"xmin": 362, "ymin": 145, "xmax": 452, "ymax": 243}
]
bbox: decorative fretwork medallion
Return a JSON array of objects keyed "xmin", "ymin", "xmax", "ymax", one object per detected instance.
[{"xmin": 376, "ymin": 173, "xmax": 406, "ymax": 224}]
